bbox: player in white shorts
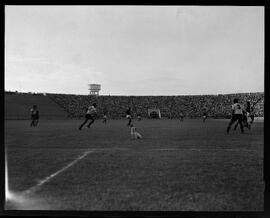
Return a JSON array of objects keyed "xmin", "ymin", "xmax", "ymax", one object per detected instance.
[
  {"xmin": 79, "ymin": 103, "xmax": 97, "ymax": 130},
  {"xmin": 226, "ymin": 98, "xmax": 244, "ymax": 134},
  {"xmin": 130, "ymin": 124, "xmax": 142, "ymax": 139}
]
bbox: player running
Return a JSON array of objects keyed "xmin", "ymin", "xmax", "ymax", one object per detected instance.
[
  {"xmin": 226, "ymin": 98, "xmax": 244, "ymax": 134},
  {"xmin": 30, "ymin": 105, "xmax": 39, "ymax": 127},
  {"xmin": 126, "ymin": 107, "xmax": 132, "ymax": 127},
  {"xmin": 78, "ymin": 103, "xmax": 97, "ymax": 130}
]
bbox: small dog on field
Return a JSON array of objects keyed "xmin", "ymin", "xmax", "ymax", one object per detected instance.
[{"xmin": 130, "ymin": 124, "xmax": 142, "ymax": 139}]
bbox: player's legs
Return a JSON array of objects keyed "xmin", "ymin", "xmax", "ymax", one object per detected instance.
[
  {"xmin": 237, "ymin": 115, "xmax": 244, "ymax": 133},
  {"xmin": 227, "ymin": 115, "xmax": 238, "ymax": 133},
  {"xmin": 87, "ymin": 118, "xmax": 95, "ymax": 128},
  {"xmin": 130, "ymin": 132, "xmax": 135, "ymax": 139},
  {"xmin": 30, "ymin": 119, "xmax": 35, "ymax": 127},
  {"xmin": 250, "ymin": 115, "xmax": 255, "ymax": 124},
  {"xmin": 135, "ymin": 132, "xmax": 142, "ymax": 139},
  {"xmin": 34, "ymin": 119, "xmax": 39, "ymax": 127},
  {"xmin": 242, "ymin": 115, "xmax": 251, "ymax": 130},
  {"xmin": 243, "ymin": 115, "xmax": 247, "ymax": 127},
  {"xmin": 234, "ymin": 121, "xmax": 239, "ymax": 130},
  {"xmin": 79, "ymin": 118, "xmax": 89, "ymax": 130}
]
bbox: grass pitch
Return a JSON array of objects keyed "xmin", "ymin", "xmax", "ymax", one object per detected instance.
[{"xmin": 5, "ymin": 118, "xmax": 264, "ymax": 211}]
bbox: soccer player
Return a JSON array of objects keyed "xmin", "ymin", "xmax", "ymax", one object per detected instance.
[
  {"xmin": 234, "ymin": 101, "xmax": 251, "ymax": 131},
  {"xmin": 249, "ymin": 110, "xmax": 255, "ymax": 124},
  {"xmin": 226, "ymin": 98, "xmax": 244, "ymax": 134},
  {"xmin": 102, "ymin": 111, "xmax": 108, "ymax": 124},
  {"xmin": 130, "ymin": 124, "xmax": 142, "ymax": 139},
  {"xmin": 233, "ymin": 111, "xmax": 250, "ymax": 131},
  {"xmin": 202, "ymin": 112, "xmax": 207, "ymax": 123},
  {"xmin": 78, "ymin": 103, "xmax": 97, "ymax": 130},
  {"xmin": 179, "ymin": 112, "xmax": 184, "ymax": 122},
  {"xmin": 137, "ymin": 113, "xmax": 142, "ymax": 121},
  {"xmin": 126, "ymin": 107, "xmax": 132, "ymax": 127},
  {"xmin": 30, "ymin": 105, "xmax": 39, "ymax": 127},
  {"xmin": 246, "ymin": 101, "xmax": 255, "ymax": 124}
]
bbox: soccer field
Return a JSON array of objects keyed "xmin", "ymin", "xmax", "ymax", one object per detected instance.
[{"xmin": 5, "ymin": 118, "xmax": 264, "ymax": 211}]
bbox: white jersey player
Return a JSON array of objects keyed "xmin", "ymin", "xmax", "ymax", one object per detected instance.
[
  {"xmin": 130, "ymin": 124, "xmax": 142, "ymax": 139},
  {"xmin": 79, "ymin": 103, "xmax": 97, "ymax": 130}
]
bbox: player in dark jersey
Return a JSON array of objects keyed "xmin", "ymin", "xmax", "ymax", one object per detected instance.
[
  {"xmin": 79, "ymin": 103, "xmax": 97, "ymax": 130},
  {"xmin": 126, "ymin": 107, "xmax": 132, "ymax": 127},
  {"xmin": 30, "ymin": 105, "xmax": 39, "ymax": 127},
  {"xmin": 234, "ymin": 101, "xmax": 251, "ymax": 131},
  {"xmin": 226, "ymin": 98, "xmax": 244, "ymax": 134},
  {"xmin": 102, "ymin": 110, "xmax": 108, "ymax": 124},
  {"xmin": 249, "ymin": 111, "xmax": 255, "ymax": 124},
  {"xmin": 246, "ymin": 101, "xmax": 255, "ymax": 124},
  {"xmin": 202, "ymin": 112, "xmax": 208, "ymax": 123}
]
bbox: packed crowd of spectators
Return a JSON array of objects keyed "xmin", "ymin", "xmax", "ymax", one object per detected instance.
[{"xmin": 47, "ymin": 92, "xmax": 264, "ymax": 119}]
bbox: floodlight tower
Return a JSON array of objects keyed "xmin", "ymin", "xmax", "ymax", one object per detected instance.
[{"xmin": 88, "ymin": 84, "xmax": 101, "ymax": 95}]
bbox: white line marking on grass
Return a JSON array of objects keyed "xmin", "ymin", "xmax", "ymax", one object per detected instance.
[
  {"xmin": 96, "ymin": 148, "xmax": 130, "ymax": 151},
  {"xmin": 150, "ymin": 148, "xmax": 258, "ymax": 152},
  {"xmin": 23, "ymin": 149, "xmax": 96, "ymax": 195}
]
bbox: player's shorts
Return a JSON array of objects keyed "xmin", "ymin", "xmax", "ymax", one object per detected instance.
[
  {"xmin": 103, "ymin": 115, "xmax": 107, "ymax": 119},
  {"xmin": 126, "ymin": 115, "xmax": 131, "ymax": 119},
  {"xmin": 31, "ymin": 114, "xmax": 39, "ymax": 120},
  {"xmin": 85, "ymin": 114, "xmax": 94, "ymax": 119},
  {"xmin": 203, "ymin": 115, "xmax": 206, "ymax": 119},
  {"xmin": 231, "ymin": 114, "xmax": 243, "ymax": 122}
]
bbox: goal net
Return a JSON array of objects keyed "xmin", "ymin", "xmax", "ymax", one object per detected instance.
[{"xmin": 148, "ymin": 109, "xmax": 161, "ymax": 119}]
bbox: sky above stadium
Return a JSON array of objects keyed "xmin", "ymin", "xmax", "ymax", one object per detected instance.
[{"xmin": 5, "ymin": 6, "xmax": 264, "ymax": 95}]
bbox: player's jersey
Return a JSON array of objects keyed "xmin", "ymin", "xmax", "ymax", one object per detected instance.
[
  {"xmin": 126, "ymin": 109, "xmax": 131, "ymax": 115},
  {"xmin": 232, "ymin": 103, "xmax": 243, "ymax": 115},
  {"xmin": 246, "ymin": 105, "xmax": 251, "ymax": 113},
  {"xmin": 31, "ymin": 108, "xmax": 38, "ymax": 115},
  {"xmin": 30, "ymin": 108, "xmax": 36, "ymax": 114},
  {"xmin": 30, "ymin": 108, "xmax": 39, "ymax": 119},
  {"xmin": 86, "ymin": 106, "xmax": 97, "ymax": 115}
]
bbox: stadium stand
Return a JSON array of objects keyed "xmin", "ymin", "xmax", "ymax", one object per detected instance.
[
  {"xmin": 5, "ymin": 91, "xmax": 264, "ymax": 119},
  {"xmin": 48, "ymin": 92, "xmax": 264, "ymax": 119},
  {"xmin": 5, "ymin": 92, "xmax": 69, "ymax": 119}
]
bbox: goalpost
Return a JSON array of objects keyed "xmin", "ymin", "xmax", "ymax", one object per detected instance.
[{"xmin": 148, "ymin": 109, "xmax": 161, "ymax": 119}]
